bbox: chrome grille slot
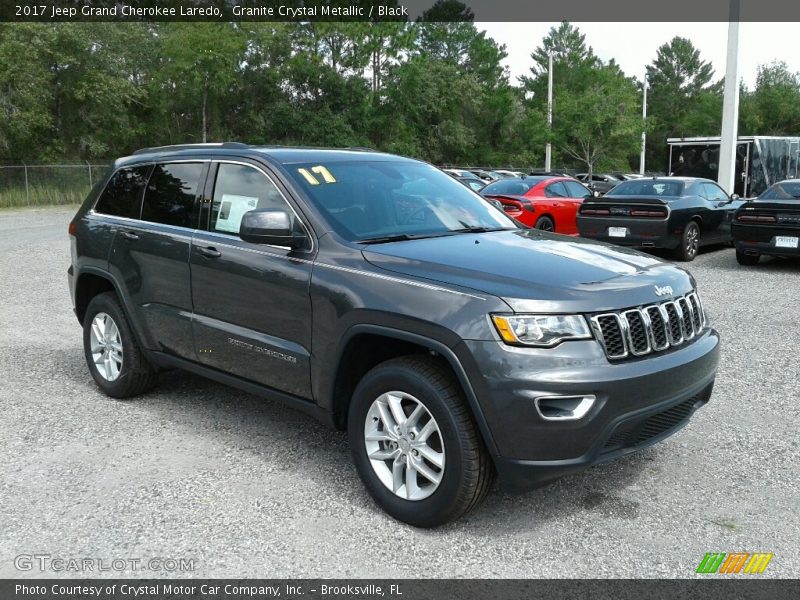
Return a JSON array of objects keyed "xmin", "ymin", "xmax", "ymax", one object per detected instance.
[
  {"xmin": 623, "ymin": 310, "xmax": 650, "ymax": 355},
  {"xmin": 644, "ymin": 305, "xmax": 669, "ymax": 351},
  {"xmin": 677, "ymin": 297, "xmax": 695, "ymax": 340},
  {"xmin": 687, "ymin": 292, "xmax": 704, "ymax": 330},
  {"xmin": 591, "ymin": 292, "xmax": 705, "ymax": 361},
  {"xmin": 592, "ymin": 314, "xmax": 627, "ymax": 359},
  {"xmin": 663, "ymin": 302, "xmax": 683, "ymax": 346}
]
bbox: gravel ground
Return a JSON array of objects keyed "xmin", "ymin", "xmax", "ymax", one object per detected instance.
[{"xmin": 0, "ymin": 207, "xmax": 798, "ymax": 578}]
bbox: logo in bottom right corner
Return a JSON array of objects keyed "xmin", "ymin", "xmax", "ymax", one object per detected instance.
[{"xmin": 696, "ymin": 552, "xmax": 773, "ymax": 574}]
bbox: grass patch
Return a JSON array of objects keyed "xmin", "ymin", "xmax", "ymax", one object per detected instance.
[{"xmin": 0, "ymin": 185, "xmax": 91, "ymax": 209}]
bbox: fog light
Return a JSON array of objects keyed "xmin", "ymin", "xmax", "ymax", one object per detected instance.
[{"xmin": 534, "ymin": 395, "xmax": 596, "ymax": 421}]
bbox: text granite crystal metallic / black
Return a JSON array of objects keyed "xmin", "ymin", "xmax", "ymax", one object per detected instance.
[{"xmin": 68, "ymin": 144, "xmax": 720, "ymax": 527}]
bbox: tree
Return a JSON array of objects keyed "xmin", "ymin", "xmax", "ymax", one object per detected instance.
[
  {"xmin": 645, "ymin": 37, "xmax": 722, "ymax": 168},
  {"xmin": 521, "ymin": 23, "xmax": 639, "ymax": 172},
  {"xmin": 555, "ymin": 63, "xmax": 642, "ymax": 176},
  {"xmin": 153, "ymin": 23, "xmax": 247, "ymax": 143},
  {"xmin": 740, "ymin": 62, "xmax": 800, "ymax": 135}
]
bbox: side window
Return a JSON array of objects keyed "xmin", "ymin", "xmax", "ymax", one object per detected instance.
[
  {"xmin": 564, "ymin": 181, "xmax": 590, "ymax": 198},
  {"xmin": 141, "ymin": 162, "xmax": 204, "ymax": 228},
  {"xmin": 545, "ymin": 182, "xmax": 568, "ymax": 198},
  {"xmin": 703, "ymin": 182, "xmax": 729, "ymax": 201},
  {"xmin": 94, "ymin": 166, "xmax": 151, "ymax": 219},
  {"xmin": 210, "ymin": 163, "xmax": 289, "ymax": 235}
]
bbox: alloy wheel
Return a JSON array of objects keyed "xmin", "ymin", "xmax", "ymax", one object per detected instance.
[
  {"xmin": 89, "ymin": 312, "xmax": 123, "ymax": 381},
  {"xmin": 364, "ymin": 391, "xmax": 445, "ymax": 501},
  {"xmin": 686, "ymin": 224, "xmax": 699, "ymax": 258}
]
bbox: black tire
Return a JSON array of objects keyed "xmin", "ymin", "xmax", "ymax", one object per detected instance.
[
  {"xmin": 534, "ymin": 215, "xmax": 555, "ymax": 232},
  {"xmin": 736, "ymin": 249, "xmax": 760, "ymax": 266},
  {"xmin": 674, "ymin": 220, "xmax": 701, "ymax": 261},
  {"xmin": 348, "ymin": 355, "xmax": 494, "ymax": 527},
  {"xmin": 83, "ymin": 292, "xmax": 157, "ymax": 398}
]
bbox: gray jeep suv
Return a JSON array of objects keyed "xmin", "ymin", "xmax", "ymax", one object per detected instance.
[{"xmin": 69, "ymin": 144, "xmax": 720, "ymax": 527}]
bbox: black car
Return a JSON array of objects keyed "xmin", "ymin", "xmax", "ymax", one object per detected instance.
[
  {"xmin": 732, "ymin": 179, "xmax": 800, "ymax": 265},
  {"xmin": 69, "ymin": 144, "xmax": 719, "ymax": 527},
  {"xmin": 577, "ymin": 177, "xmax": 745, "ymax": 261},
  {"xmin": 577, "ymin": 173, "xmax": 622, "ymax": 195}
]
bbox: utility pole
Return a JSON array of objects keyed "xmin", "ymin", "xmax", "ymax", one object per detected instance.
[
  {"xmin": 718, "ymin": 0, "xmax": 741, "ymax": 194},
  {"xmin": 545, "ymin": 52, "xmax": 553, "ymax": 173},
  {"xmin": 639, "ymin": 75, "xmax": 648, "ymax": 175}
]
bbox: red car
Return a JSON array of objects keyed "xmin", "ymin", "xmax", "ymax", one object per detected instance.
[{"xmin": 480, "ymin": 176, "xmax": 593, "ymax": 234}]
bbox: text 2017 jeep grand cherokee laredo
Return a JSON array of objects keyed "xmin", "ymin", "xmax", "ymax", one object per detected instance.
[{"xmin": 68, "ymin": 144, "xmax": 719, "ymax": 527}]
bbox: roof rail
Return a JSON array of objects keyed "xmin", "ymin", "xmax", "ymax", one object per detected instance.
[{"xmin": 132, "ymin": 142, "xmax": 250, "ymax": 155}]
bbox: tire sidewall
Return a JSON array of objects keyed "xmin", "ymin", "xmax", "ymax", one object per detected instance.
[
  {"xmin": 680, "ymin": 221, "xmax": 700, "ymax": 261},
  {"xmin": 348, "ymin": 362, "xmax": 470, "ymax": 527},
  {"xmin": 535, "ymin": 216, "xmax": 554, "ymax": 231},
  {"xmin": 82, "ymin": 294, "xmax": 142, "ymax": 398}
]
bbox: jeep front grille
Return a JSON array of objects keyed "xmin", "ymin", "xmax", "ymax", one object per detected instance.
[{"xmin": 591, "ymin": 292, "xmax": 705, "ymax": 360}]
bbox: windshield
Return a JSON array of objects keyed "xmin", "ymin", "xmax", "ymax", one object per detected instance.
[
  {"xmin": 287, "ymin": 160, "xmax": 516, "ymax": 242},
  {"xmin": 760, "ymin": 181, "xmax": 800, "ymax": 200},
  {"xmin": 606, "ymin": 180, "xmax": 684, "ymax": 197}
]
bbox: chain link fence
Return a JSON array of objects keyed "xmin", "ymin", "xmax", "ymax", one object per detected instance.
[{"xmin": 0, "ymin": 164, "xmax": 110, "ymax": 209}]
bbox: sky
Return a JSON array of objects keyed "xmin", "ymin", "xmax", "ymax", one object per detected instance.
[{"xmin": 478, "ymin": 22, "xmax": 800, "ymax": 89}]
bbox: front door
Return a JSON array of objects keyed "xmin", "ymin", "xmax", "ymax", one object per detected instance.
[{"xmin": 189, "ymin": 160, "xmax": 314, "ymax": 399}]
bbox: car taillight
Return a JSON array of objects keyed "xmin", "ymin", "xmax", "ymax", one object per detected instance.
[
  {"xmin": 68, "ymin": 221, "xmax": 77, "ymax": 237},
  {"xmin": 630, "ymin": 209, "xmax": 667, "ymax": 218},
  {"xmin": 581, "ymin": 208, "xmax": 610, "ymax": 215},
  {"xmin": 737, "ymin": 214, "xmax": 776, "ymax": 223}
]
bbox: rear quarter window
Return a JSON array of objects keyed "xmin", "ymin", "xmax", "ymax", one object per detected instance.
[
  {"xmin": 94, "ymin": 166, "xmax": 152, "ymax": 219},
  {"xmin": 141, "ymin": 162, "xmax": 205, "ymax": 228}
]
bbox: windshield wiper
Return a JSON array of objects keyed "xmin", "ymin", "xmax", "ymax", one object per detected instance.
[
  {"xmin": 449, "ymin": 226, "xmax": 511, "ymax": 234},
  {"xmin": 359, "ymin": 233, "xmax": 427, "ymax": 244}
]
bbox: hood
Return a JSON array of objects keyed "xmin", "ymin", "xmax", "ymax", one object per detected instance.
[{"xmin": 362, "ymin": 229, "xmax": 695, "ymax": 313}]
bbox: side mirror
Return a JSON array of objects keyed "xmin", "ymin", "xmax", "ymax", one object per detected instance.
[
  {"xmin": 730, "ymin": 193, "xmax": 740, "ymax": 201},
  {"xmin": 593, "ymin": 190, "xmax": 601, "ymax": 198},
  {"xmin": 239, "ymin": 209, "xmax": 305, "ymax": 248}
]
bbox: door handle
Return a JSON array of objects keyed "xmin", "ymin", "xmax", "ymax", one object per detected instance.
[
  {"xmin": 197, "ymin": 246, "xmax": 221, "ymax": 258},
  {"xmin": 120, "ymin": 231, "xmax": 139, "ymax": 241}
]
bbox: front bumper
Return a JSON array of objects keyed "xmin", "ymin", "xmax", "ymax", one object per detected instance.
[
  {"xmin": 577, "ymin": 216, "xmax": 679, "ymax": 249},
  {"xmin": 732, "ymin": 223, "xmax": 800, "ymax": 257},
  {"xmin": 459, "ymin": 328, "xmax": 720, "ymax": 491}
]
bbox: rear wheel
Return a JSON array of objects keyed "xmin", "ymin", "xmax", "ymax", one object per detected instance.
[
  {"xmin": 534, "ymin": 215, "xmax": 555, "ymax": 232},
  {"xmin": 83, "ymin": 292, "xmax": 157, "ymax": 398},
  {"xmin": 348, "ymin": 356, "xmax": 494, "ymax": 527},
  {"xmin": 736, "ymin": 250, "xmax": 760, "ymax": 265},
  {"xmin": 674, "ymin": 221, "xmax": 701, "ymax": 261}
]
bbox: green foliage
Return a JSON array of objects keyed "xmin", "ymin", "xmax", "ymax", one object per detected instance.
[
  {"xmin": 1, "ymin": 21, "xmax": 797, "ymax": 174},
  {"xmin": 521, "ymin": 22, "xmax": 642, "ymax": 172},
  {"xmin": 644, "ymin": 36, "xmax": 722, "ymax": 168},
  {"xmin": 739, "ymin": 62, "xmax": 800, "ymax": 135}
]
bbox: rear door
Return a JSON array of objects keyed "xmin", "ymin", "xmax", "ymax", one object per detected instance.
[
  {"xmin": 189, "ymin": 159, "xmax": 314, "ymax": 399},
  {"xmin": 106, "ymin": 160, "xmax": 207, "ymax": 358}
]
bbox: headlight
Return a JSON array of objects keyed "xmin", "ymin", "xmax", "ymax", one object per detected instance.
[{"xmin": 491, "ymin": 314, "xmax": 592, "ymax": 347}]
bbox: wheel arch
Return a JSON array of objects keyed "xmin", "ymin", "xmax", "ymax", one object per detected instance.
[
  {"xmin": 74, "ymin": 268, "xmax": 122, "ymax": 325},
  {"xmin": 327, "ymin": 325, "xmax": 499, "ymax": 456}
]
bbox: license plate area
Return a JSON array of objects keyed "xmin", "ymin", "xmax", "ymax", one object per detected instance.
[
  {"xmin": 608, "ymin": 227, "xmax": 627, "ymax": 238},
  {"xmin": 775, "ymin": 236, "xmax": 799, "ymax": 248}
]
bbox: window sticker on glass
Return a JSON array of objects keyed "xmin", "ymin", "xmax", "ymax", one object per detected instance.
[
  {"xmin": 215, "ymin": 194, "xmax": 258, "ymax": 233},
  {"xmin": 311, "ymin": 165, "xmax": 336, "ymax": 183},
  {"xmin": 297, "ymin": 166, "xmax": 337, "ymax": 185}
]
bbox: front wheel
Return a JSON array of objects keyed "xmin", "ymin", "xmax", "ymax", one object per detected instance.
[
  {"xmin": 674, "ymin": 221, "xmax": 701, "ymax": 261},
  {"xmin": 348, "ymin": 356, "xmax": 494, "ymax": 527}
]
